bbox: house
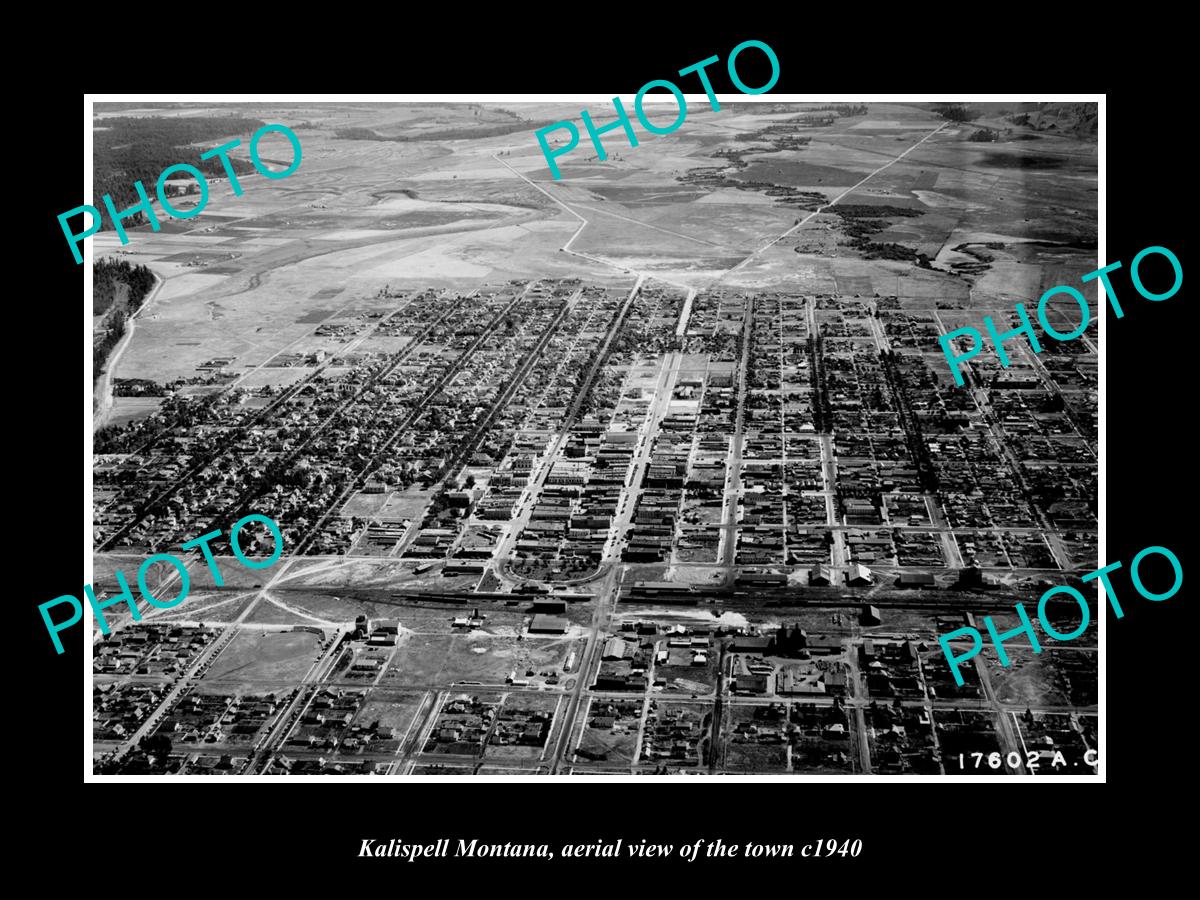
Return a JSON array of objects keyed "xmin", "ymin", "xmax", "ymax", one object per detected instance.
[
  {"xmin": 809, "ymin": 564, "xmax": 835, "ymax": 586},
  {"xmin": 859, "ymin": 605, "xmax": 882, "ymax": 626},
  {"xmin": 896, "ymin": 572, "xmax": 936, "ymax": 588},
  {"xmin": 847, "ymin": 563, "xmax": 874, "ymax": 587}
]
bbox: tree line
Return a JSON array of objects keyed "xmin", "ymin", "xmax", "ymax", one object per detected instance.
[
  {"xmin": 94, "ymin": 258, "xmax": 156, "ymax": 379},
  {"xmin": 94, "ymin": 257, "xmax": 154, "ymax": 314},
  {"xmin": 94, "ymin": 116, "xmax": 264, "ymax": 226},
  {"xmin": 934, "ymin": 104, "xmax": 973, "ymax": 122}
]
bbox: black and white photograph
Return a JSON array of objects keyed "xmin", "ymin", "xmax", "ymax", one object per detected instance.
[
  {"xmin": 12, "ymin": 15, "xmax": 1199, "ymax": 880},
  {"xmin": 80, "ymin": 95, "xmax": 1106, "ymax": 780}
]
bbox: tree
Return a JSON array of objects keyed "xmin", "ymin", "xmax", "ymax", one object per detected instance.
[
  {"xmin": 935, "ymin": 104, "xmax": 972, "ymax": 123},
  {"xmin": 140, "ymin": 733, "xmax": 172, "ymax": 757}
]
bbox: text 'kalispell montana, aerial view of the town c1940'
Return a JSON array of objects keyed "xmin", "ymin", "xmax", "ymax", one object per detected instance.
[{"xmin": 91, "ymin": 100, "xmax": 1098, "ymax": 777}]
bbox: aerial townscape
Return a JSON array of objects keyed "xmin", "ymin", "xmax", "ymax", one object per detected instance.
[{"xmin": 90, "ymin": 100, "xmax": 1098, "ymax": 776}]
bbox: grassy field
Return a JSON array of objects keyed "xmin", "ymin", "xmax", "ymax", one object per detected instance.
[
  {"xmin": 724, "ymin": 742, "xmax": 790, "ymax": 773},
  {"xmin": 983, "ymin": 646, "xmax": 1096, "ymax": 707},
  {"xmin": 576, "ymin": 723, "xmax": 640, "ymax": 766},
  {"xmin": 382, "ymin": 632, "xmax": 582, "ymax": 686},
  {"xmin": 350, "ymin": 691, "xmax": 428, "ymax": 738},
  {"xmin": 202, "ymin": 629, "xmax": 323, "ymax": 683}
]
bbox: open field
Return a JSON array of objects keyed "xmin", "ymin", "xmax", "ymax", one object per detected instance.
[
  {"xmin": 202, "ymin": 629, "xmax": 324, "ymax": 684},
  {"xmin": 382, "ymin": 632, "xmax": 582, "ymax": 686}
]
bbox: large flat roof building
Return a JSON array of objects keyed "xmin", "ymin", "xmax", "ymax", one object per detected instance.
[{"xmin": 529, "ymin": 615, "xmax": 569, "ymax": 634}]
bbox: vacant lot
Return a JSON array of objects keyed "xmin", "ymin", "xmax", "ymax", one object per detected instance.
[
  {"xmin": 383, "ymin": 632, "xmax": 581, "ymax": 686},
  {"xmin": 576, "ymin": 723, "xmax": 639, "ymax": 767},
  {"xmin": 203, "ymin": 629, "xmax": 323, "ymax": 684},
  {"xmin": 984, "ymin": 647, "xmax": 1097, "ymax": 708}
]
